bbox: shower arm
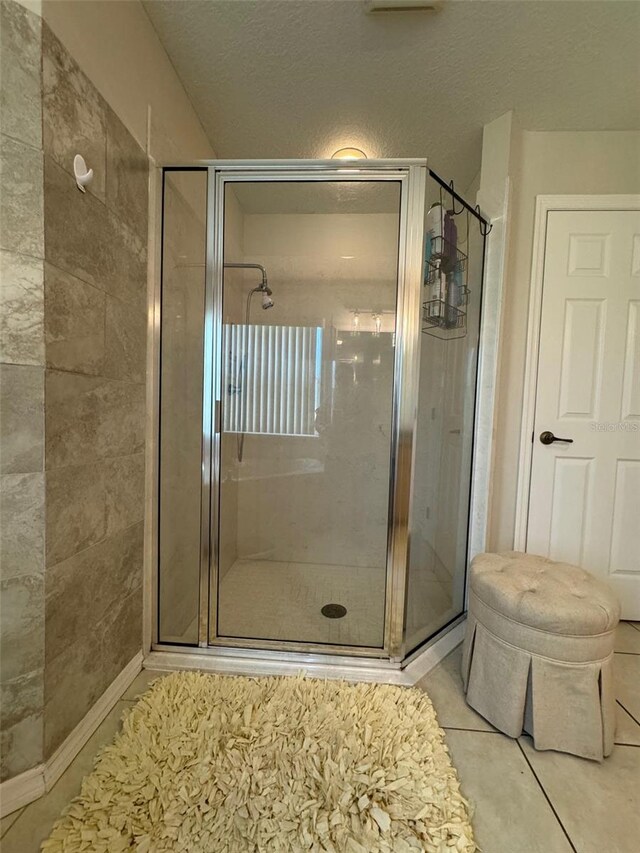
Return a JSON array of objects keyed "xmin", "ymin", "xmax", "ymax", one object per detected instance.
[
  {"xmin": 223, "ymin": 263, "xmax": 271, "ymax": 295},
  {"xmin": 172, "ymin": 261, "xmax": 271, "ymax": 295}
]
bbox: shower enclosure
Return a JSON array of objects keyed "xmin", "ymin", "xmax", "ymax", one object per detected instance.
[{"xmin": 153, "ymin": 160, "xmax": 488, "ymax": 669}]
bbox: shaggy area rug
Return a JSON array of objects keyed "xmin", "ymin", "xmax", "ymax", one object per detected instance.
[{"xmin": 42, "ymin": 673, "xmax": 475, "ymax": 852}]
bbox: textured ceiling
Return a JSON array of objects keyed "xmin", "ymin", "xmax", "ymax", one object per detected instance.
[{"xmin": 144, "ymin": 0, "xmax": 640, "ymax": 189}]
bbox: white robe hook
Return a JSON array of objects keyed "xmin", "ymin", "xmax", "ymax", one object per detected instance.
[{"xmin": 73, "ymin": 154, "xmax": 93, "ymax": 193}]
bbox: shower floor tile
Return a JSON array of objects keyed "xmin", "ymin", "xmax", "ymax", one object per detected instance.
[{"xmin": 217, "ymin": 559, "xmax": 387, "ymax": 647}]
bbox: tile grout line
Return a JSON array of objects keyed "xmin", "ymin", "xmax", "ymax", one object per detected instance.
[
  {"xmin": 45, "ymin": 519, "xmax": 144, "ymax": 573},
  {"xmin": 44, "ymin": 364, "xmax": 146, "ymax": 387},
  {"xmin": 515, "ymin": 739, "xmax": 578, "ymax": 853},
  {"xmin": 614, "ymin": 650, "xmax": 640, "ymax": 656},
  {"xmin": 443, "ymin": 726, "xmax": 498, "ymax": 734},
  {"xmin": 0, "ymin": 808, "xmax": 24, "ymax": 840},
  {"xmin": 0, "ymin": 128, "xmax": 43, "ymax": 154},
  {"xmin": 0, "ymin": 359, "xmax": 45, "ymax": 371},
  {"xmin": 45, "ymin": 449, "xmax": 146, "ymax": 474},
  {"xmin": 616, "ymin": 698, "xmax": 640, "ymax": 727},
  {"xmin": 43, "ymin": 256, "xmax": 148, "ymax": 316}
]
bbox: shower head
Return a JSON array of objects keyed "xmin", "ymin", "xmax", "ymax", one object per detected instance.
[{"xmin": 231, "ymin": 262, "xmax": 275, "ymax": 320}]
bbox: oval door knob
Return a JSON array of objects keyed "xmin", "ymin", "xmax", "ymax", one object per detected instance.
[{"xmin": 540, "ymin": 430, "xmax": 574, "ymax": 445}]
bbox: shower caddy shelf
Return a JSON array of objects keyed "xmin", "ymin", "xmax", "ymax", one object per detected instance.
[
  {"xmin": 420, "ymin": 171, "xmax": 491, "ymax": 342},
  {"xmin": 422, "ymin": 234, "xmax": 469, "ymax": 340}
]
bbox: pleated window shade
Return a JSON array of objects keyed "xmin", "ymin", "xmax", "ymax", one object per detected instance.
[{"xmin": 223, "ymin": 324, "xmax": 323, "ymax": 436}]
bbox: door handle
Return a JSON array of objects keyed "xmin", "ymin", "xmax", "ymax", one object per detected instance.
[{"xmin": 539, "ymin": 430, "xmax": 573, "ymax": 446}]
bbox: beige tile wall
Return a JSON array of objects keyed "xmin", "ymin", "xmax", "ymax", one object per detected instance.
[
  {"xmin": 0, "ymin": 1, "xmax": 150, "ymax": 778},
  {"xmin": 40, "ymin": 21, "xmax": 148, "ymax": 757},
  {"xmin": 0, "ymin": 0, "xmax": 45, "ymax": 783}
]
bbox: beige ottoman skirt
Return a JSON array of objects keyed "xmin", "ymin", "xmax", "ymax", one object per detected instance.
[{"xmin": 462, "ymin": 552, "xmax": 620, "ymax": 761}]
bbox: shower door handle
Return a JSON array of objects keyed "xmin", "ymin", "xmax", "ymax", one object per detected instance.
[{"xmin": 214, "ymin": 400, "xmax": 221, "ymax": 434}]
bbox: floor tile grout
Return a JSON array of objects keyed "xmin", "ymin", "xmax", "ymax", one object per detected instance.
[
  {"xmin": 515, "ymin": 739, "xmax": 579, "ymax": 853},
  {"xmin": 0, "ymin": 809, "xmax": 24, "ymax": 840},
  {"xmin": 616, "ymin": 698, "xmax": 640, "ymax": 727},
  {"xmin": 614, "ymin": 650, "xmax": 640, "ymax": 656},
  {"xmin": 446, "ymin": 718, "xmax": 640, "ymax": 745},
  {"xmin": 443, "ymin": 726, "xmax": 499, "ymax": 734}
]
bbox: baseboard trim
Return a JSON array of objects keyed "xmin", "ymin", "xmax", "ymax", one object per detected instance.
[
  {"xmin": 0, "ymin": 651, "xmax": 143, "ymax": 819},
  {"xmin": 44, "ymin": 652, "xmax": 143, "ymax": 790},
  {"xmin": 0, "ymin": 764, "xmax": 45, "ymax": 819},
  {"xmin": 403, "ymin": 618, "xmax": 466, "ymax": 683}
]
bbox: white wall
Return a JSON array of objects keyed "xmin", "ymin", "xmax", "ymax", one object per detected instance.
[
  {"xmin": 41, "ymin": 0, "xmax": 214, "ymax": 161},
  {"xmin": 489, "ymin": 130, "xmax": 640, "ymax": 551}
]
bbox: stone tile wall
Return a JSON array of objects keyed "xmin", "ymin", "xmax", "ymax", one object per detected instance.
[
  {"xmin": 0, "ymin": 0, "xmax": 148, "ymax": 778},
  {"xmin": 41, "ymin": 22, "xmax": 148, "ymax": 757},
  {"xmin": 0, "ymin": 0, "xmax": 45, "ymax": 783}
]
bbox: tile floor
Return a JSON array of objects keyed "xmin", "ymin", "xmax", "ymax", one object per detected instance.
[
  {"xmin": 2, "ymin": 623, "xmax": 639, "ymax": 852},
  {"xmin": 416, "ymin": 622, "xmax": 640, "ymax": 853}
]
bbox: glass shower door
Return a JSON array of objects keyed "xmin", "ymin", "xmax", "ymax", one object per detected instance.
[{"xmin": 211, "ymin": 178, "xmax": 402, "ymax": 649}]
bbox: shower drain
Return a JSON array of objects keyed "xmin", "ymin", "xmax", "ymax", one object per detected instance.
[{"xmin": 321, "ymin": 603, "xmax": 347, "ymax": 619}]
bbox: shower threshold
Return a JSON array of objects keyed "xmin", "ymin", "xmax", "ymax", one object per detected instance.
[{"xmin": 147, "ymin": 616, "xmax": 466, "ymax": 687}]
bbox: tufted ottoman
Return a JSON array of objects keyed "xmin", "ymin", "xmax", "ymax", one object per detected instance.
[{"xmin": 462, "ymin": 552, "xmax": 620, "ymax": 761}]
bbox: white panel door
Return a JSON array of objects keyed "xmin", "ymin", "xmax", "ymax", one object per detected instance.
[{"xmin": 527, "ymin": 209, "xmax": 640, "ymax": 618}]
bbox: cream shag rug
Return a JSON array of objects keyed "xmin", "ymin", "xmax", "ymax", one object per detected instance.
[{"xmin": 43, "ymin": 673, "xmax": 475, "ymax": 852}]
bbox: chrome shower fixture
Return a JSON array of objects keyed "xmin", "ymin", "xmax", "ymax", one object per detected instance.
[
  {"xmin": 224, "ymin": 262, "xmax": 269, "ymax": 290},
  {"xmin": 224, "ymin": 262, "xmax": 274, "ymax": 309},
  {"xmin": 232, "ymin": 260, "xmax": 275, "ymax": 462}
]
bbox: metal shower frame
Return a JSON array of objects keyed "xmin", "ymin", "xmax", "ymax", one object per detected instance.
[{"xmin": 151, "ymin": 158, "xmax": 485, "ymax": 669}]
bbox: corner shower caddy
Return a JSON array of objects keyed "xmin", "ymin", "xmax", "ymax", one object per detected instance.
[
  {"xmin": 421, "ymin": 174, "xmax": 491, "ymax": 341},
  {"xmin": 422, "ymin": 233, "xmax": 469, "ymax": 340}
]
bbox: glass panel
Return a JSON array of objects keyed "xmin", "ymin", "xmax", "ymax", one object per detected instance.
[
  {"xmin": 404, "ymin": 185, "xmax": 486, "ymax": 653},
  {"xmin": 215, "ymin": 180, "xmax": 401, "ymax": 647},
  {"xmin": 158, "ymin": 170, "xmax": 207, "ymax": 644}
]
